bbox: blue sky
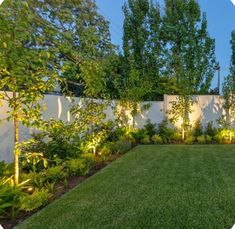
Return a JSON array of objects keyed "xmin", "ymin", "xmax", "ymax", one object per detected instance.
[{"xmin": 96, "ymin": 0, "xmax": 235, "ymax": 90}]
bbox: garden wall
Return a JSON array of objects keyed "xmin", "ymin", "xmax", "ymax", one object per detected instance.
[{"xmin": 0, "ymin": 92, "xmax": 226, "ymax": 162}]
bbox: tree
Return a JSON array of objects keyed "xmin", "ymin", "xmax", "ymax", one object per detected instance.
[
  {"xmin": 220, "ymin": 31, "xmax": 235, "ymax": 141},
  {"xmin": 122, "ymin": 0, "xmax": 164, "ymax": 101},
  {"xmin": 167, "ymin": 95, "xmax": 196, "ymax": 141},
  {"xmin": 162, "ymin": 0, "xmax": 216, "ymax": 94},
  {"xmin": 26, "ymin": 0, "xmax": 116, "ymax": 98},
  {"xmin": 0, "ymin": 0, "xmax": 57, "ymax": 185}
]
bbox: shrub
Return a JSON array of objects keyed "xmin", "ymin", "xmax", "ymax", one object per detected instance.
[
  {"xmin": 0, "ymin": 161, "xmax": 13, "ymax": 177},
  {"xmin": 185, "ymin": 136, "xmax": 195, "ymax": 144},
  {"xmin": 172, "ymin": 132, "xmax": 182, "ymax": 143},
  {"xmin": 205, "ymin": 135, "xmax": 212, "ymax": 143},
  {"xmin": 157, "ymin": 119, "xmax": 177, "ymax": 143},
  {"xmin": 151, "ymin": 135, "xmax": 163, "ymax": 144},
  {"xmin": 99, "ymin": 142, "xmax": 114, "ymax": 158},
  {"xmin": 112, "ymin": 141, "xmax": 132, "ymax": 154},
  {"xmin": 0, "ymin": 177, "xmax": 25, "ymax": 219},
  {"xmin": 22, "ymin": 165, "xmax": 67, "ymax": 189},
  {"xmin": 81, "ymin": 129, "xmax": 108, "ymax": 155},
  {"xmin": 197, "ymin": 135, "xmax": 206, "ymax": 144},
  {"xmin": 141, "ymin": 135, "xmax": 151, "ymax": 145},
  {"xmin": 205, "ymin": 122, "xmax": 217, "ymax": 138},
  {"xmin": 143, "ymin": 119, "xmax": 157, "ymax": 138},
  {"xmin": 20, "ymin": 188, "xmax": 50, "ymax": 212},
  {"xmin": 45, "ymin": 165, "xmax": 67, "ymax": 183},
  {"xmin": 21, "ymin": 152, "xmax": 49, "ymax": 173},
  {"xmin": 27, "ymin": 121, "xmax": 82, "ymax": 160},
  {"xmin": 64, "ymin": 158, "xmax": 92, "ymax": 176},
  {"xmin": 193, "ymin": 120, "xmax": 203, "ymax": 138},
  {"xmin": 214, "ymin": 129, "xmax": 234, "ymax": 144},
  {"xmin": 129, "ymin": 129, "xmax": 148, "ymax": 144}
]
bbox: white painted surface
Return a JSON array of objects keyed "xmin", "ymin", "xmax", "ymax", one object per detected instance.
[{"xmin": 0, "ymin": 93, "xmax": 228, "ymax": 162}]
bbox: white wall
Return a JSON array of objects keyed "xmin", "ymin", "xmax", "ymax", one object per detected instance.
[
  {"xmin": 164, "ymin": 95, "xmax": 225, "ymax": 128},
  {"xmin": 0, "ymin": 93, "xmax": 227, "ymax": 162}
]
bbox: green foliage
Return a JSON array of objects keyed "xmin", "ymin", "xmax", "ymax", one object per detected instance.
[
  {"xmin": 111, "ymin": 141, "xmax": 132, "ymax": 154},
  {"xmin": 107, "ymin": 126, "xmax": 129, "ymax": 142},
  {"xmin": 162, "ymin": 0, "xmax": 216, "ymax": 94},
  {"xmin": 64, "ymin": 157, "xmax": 94, "ymax": 176},
  {"xmin": 143, "ymin": 119, "xmax": 157, "ymax": 138},
  {"xmin": 221, "ymin": 31, "xmax": 235, "ymax": 130},
  {"xmin": 214, "ymin": 129, "xmax": 235, "ymax": 144},
  {"xmin": 193, "ymin": 120, "xmax": 204, "ymax": 138},
  {"xmin": 167, "ymin": 95, "xmax": 196, "ymax": 141},
  {"xmin": 157, "ymin": 119, "xmax": 177, "ymax": 143},
  {"xmin": 21, "ymin": 152, "xmax": 48, "ymax": 173},
  {"xmin": 0, "ymin": 177, "xmax": 25, "ymax": 219},
  {"xmin": 20, "ymin": 188, "xmax": 50, "ymax": 212},
  {"xmin": 205, "ymin": 135, "xmax": 212, "ymax": 143},
  {"xmin": 151, "ymin": 135, "xmax": 163, "ymax": 144},
  {"xmin": 197, "ymin": 135, "xmax": 206, "ymax": 144},
  {"xmin": 27, "ymin": 121, "xmax": 82, "ymax": 160},
  {"xmin": 22, "ymin": 165, "xmax": 67, "ymax": 190},
  {"xmin": 99, "ymin": 142, "xmax": 114, "ymax": 159},
  {"xmin": 185, "ymin": 136, "xmax": 195, "ymax": 145},
  {"xmin": 141, "ymin": 135, "xmax": 151, "ymax": 145},
  {"xmin": 172, "ymin": 132, "xmax": 182, "ymax": 143},
  {"xmin": 204, "ymin": 122, "xmax": 217, "ymax": 138},
  {"xmin": 130, "ymin": 129, "xmax": 148, "ymax": 144},
  {"xmin": 0, "ymin": 161, "xmax": 13, "ymax": 177},
  {"xmin": 82, "ymin": 129, "xmax": 108, "ymax": 155}
]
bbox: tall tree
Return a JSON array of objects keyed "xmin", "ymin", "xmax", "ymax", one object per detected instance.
[
  {"xmin": 0, "ymin": 0, "xmax": 57, "ymax": 185},
  {"xmin": 122, "ymin": 0, "xmax": 163, "ymax": 101},
  {"xmin": 221, "ymin": 31, "xmax": 235, "ymax": 140},
  {"xmin": 26, "ymin": 0, "xmax": 116, "ymax": 98},
  {"xmin": 162, "ymin": 0, "xmax": 216, "ymax": 94}
]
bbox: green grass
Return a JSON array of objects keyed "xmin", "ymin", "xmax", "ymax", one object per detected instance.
[{"xmin": 17, "ymin": 145, "xmax": 235, "ymax": 229}]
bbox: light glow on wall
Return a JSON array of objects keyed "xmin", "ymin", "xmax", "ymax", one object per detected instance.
[
  {"xmin": 231, "ymin": 0, "xmax": 235, "ymax": 7},
  {"xmin": 0, "ymin": 0, "xmax": 4, "ymax": 5}
]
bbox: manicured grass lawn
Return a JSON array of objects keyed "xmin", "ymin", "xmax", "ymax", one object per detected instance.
[{"xmin": 17, "ymin": 145, "xmax": 235, "ymax": 229}]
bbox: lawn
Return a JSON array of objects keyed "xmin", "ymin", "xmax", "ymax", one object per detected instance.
[{"xmin": 16, "ymin": 145, "xmax": 235, "ymax": 229}]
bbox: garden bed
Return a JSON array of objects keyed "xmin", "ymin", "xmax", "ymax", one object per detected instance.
[{"xmin": 0, "ymin": 155, "xmax": 120, "ymax": 229}]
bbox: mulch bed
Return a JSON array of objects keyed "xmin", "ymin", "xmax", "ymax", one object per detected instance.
[{"xmin": 0, "ymin": 155, "xmax": 120, "ymax": 229}]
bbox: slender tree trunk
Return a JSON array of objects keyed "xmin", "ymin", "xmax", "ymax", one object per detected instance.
[
  {"xmin": 13, "ymin": 91, "xmax": 19, "ymax": 186},
  {"xmin": 132, "ymin": 115, "xmax": 135, "ymax": 129},
  {"xmin": 182, "ymin": 128, "xmax": 185, "ymax": 141},
  {"xmin": 93, "ymin": 147, "xmax": 96, "ymax": 156}
]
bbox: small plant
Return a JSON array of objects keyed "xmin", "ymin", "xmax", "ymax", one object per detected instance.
[
  {"xmin": 20, "ymin": 188, "xmax": 50, "ymax": 212},
  {"xmin": 185, "ymin": 136, "xmax": 195, "ymax": 145},
  {"xmin": 157, "ymin": 119, "xmax": 176, "ymax": 143},
  {"xmin": 151, "ymin": 135, "xmax": 163, "ymax": 144},
  {"xmin": 214, "ymin": 129, "xmax": 234, "ymax": 144},
  {"xmin": 172, "ymin": 132, "xmax": 182, "ymax": 143},
  {"xmin": 204, "ymin": 122, "xmax": 217, "ymax": 138},
  {"xmin": 197, "ymin": 135, "xmax": 206, "ymax": 144},
  {"xmin": 21, "ymin": 152, "xmax": 48, "ymax": 173},
  {"xmin": 83, "ymin": 129, "xmax": 108, "ymax": 155},
  {"xmin": 205, "ymin": 135, "xmax": 212, "ymax": 143},
  {"xmin": 112, "ymin": 141, "xmax": 132, "ymax": 154},
  {"xmin": 143, "ymin": 119, "xmax": 157, "ymax": 138},
  {"xmin": 65, "ymin": 159, "xmax": 88, "ymax": 176},
  {"xmin": 0, "ymin": 176, "xmax": 26, "ymax": 219},
  {"xmin": 193, "ymin": 120, "xmax": 203, "ymax": 138},
  {"xmin": 130, "ymin": 129, "xmax": 148, "ymax": 144},
  {"xmin": 141, "ymin": 135, "xmax": 151, "ymax": 145}
]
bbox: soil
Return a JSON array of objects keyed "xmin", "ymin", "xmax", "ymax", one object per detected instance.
[{"xmin": 0, "ymin": 155, "xmax": 120, "ymax": 229}]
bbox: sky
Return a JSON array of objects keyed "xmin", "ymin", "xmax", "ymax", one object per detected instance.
[{"xmin": 96, "ymin": 0, "xmax": 235, "ymax": 90}]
